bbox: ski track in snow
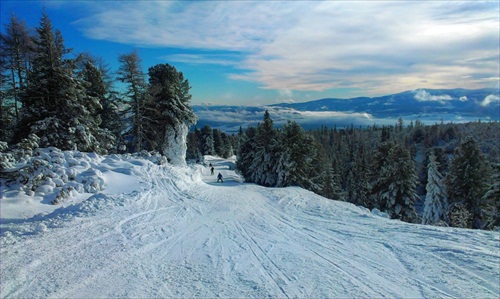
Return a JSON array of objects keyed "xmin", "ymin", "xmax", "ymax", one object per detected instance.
[{"xmin": 1, "ymin": 156, "xmax": 499, "ymax": 298}]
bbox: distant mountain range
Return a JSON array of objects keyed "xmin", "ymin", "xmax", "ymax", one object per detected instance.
[{"xmin": 193, "ymin": 88, "xmax": 500, "ymax": 132}]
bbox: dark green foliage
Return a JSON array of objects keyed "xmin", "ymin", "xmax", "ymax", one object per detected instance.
[
  {"xmin": 200, "ymin": 125, "xmax": 215, "ymax": 155},
  {"xmin": 275, "ymin": 120, "xmax": 317, "ymax": 189},
  {"xmin": 370, "ymin": 142, "xmax": 419, "ymax": 222},
  {"xmin": 447, "ymin": 137, "xmax": 490, "ymax": 228},
  {"xmin": 237, "ymin": 126, "xmax": 257, "ymax": 180},
  {"xmin": 186, "ymin": 126, "xmax": 202, "ymax": 161},
  {"xmin": 142, "ymin": 63, "xmax": 196, "ymax": 155},
  {"xmin": 117, "ymin": 50, "xmax": 147, "ymax": 152},
  {"xmin": 235, "ymin": 115, "xmax": 498, "ymax": 228},
  {"xmin": 15, "ymin": 12, "xmax": 113, "ymax": 153},
  {"xmin": 481, "ymin": 163, "xmax": 500, "ymax": 230}
]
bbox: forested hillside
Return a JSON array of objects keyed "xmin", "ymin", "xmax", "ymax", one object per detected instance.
[{"xmin": 187, "ymin": 113, "xmax": 499, "ymax": 230}]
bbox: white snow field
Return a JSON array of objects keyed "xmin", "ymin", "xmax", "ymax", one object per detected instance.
[{"xmin": 1, "ymin": 153, "xmax": 499, "ymax": 298}]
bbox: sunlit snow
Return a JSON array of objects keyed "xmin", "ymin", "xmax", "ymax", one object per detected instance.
[{"xmin": 1, "ymin": 153, "xmax": 498, "ymax": 298}]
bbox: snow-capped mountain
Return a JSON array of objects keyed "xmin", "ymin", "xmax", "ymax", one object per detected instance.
[{"xmin": 194, "ymin": 88, "xmax": 500, "ymax": 132}]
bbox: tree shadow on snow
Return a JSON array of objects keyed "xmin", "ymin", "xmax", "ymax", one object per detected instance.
[{"xmin": 205, "ymin": 179, "xmax": 242, "ymax": 187}]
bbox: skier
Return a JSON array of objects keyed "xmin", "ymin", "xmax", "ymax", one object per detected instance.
[
  {"xmin": 217, "ymin": 172, "xmax": 223, "ymax": 183},
  {"xmin": 211, "ymin": 166, "xmax": 215, "ymax": 175}
]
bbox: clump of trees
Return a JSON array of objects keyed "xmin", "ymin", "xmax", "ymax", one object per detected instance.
[
  {"xmin": 1, "ymin": 12, "xmax": 195, "ymax": 163},
  {"xmin": 235, "ymin": 112, "xmax": 499, "ymax": 230},
  {"xmin": 186, "ymin": 125, "xmax": 239, "ymax": 161}
]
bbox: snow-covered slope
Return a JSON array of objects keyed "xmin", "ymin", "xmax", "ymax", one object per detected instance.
[{"xmin": 1, "ymin": 154, "xmax": 499, "ymax": 298}]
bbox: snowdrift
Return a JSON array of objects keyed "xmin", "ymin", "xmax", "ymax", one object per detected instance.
[{"xmin": 1, "ymin": 152, "xmax": 499, "ymax": 298}]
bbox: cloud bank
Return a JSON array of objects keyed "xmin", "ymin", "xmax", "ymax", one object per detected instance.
[
  {"xmin": 480, "ymin": 94, "xmax": 500, "ymax": 107},
  {"xmin": 414, "ymin": 90, "xmax": 453, "ymax": 103},
  {"xmin": 73, "ymin": 1, "xmax": 499, "ymax": 96}
]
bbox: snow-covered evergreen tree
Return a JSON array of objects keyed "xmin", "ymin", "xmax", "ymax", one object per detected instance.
[
  {"xmin": 78, "ymin": 60, "xmax": 117, "ymax": 153},
  {"xmin": 237, "ymin": 126, "xmax": 257, "ymax": 180},
  {"xmin": 200, "ymin": 125, "xmax": 215, "ymax": 156},
  {"xmin": 422, "ymin": 152, "xmax": 448, "ymax": 225},
  {"xmin": 186, "ymin": 127, "xmax": 202, "ymax": 161},
  {"xmin": 249, "ymin": 111, "xmax": 279, "ymax": 186},
  {"xmin": 371, "ymin": 142, "xmax": 418, "ymax": 222},
  {"xmin": 145, "ymin": 63, "xmax": 196, "ymax": 164},
  {"xmin": 447, "ymin": 137, "xmax": 489, "ymax": 228},
  {"xmin": 479, "ymin": 163, "xmax": 499, "ymax": 230},
  {"xmin": 213, "ymin": 129, "xmax": 224, "ymax": 157},
  {"xmin": 17, "ymin": 12, "xmax": 111, "ymax": 153},
  {"xmin": 347, "ymin": 146, "xmax": 370, "ymax": 207},
  {"xmin": 275, "ymin": 120, "xmax": 317, "ymax": 190},
  {"xmin": 447, "ymin": 203, "xmax": 472, "ymax": 228}
]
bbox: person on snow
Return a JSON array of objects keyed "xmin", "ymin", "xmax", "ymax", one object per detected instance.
[
  {"xmin": 217, "ymin": 172, "xmax": 223, "ymax": 183},
  {"xmin": 211, "ymin": 166, "xmax": 215, "ymax": 175}
]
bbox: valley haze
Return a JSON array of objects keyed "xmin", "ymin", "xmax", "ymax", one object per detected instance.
[{"xmin": 194, "ymin": 88, "xmax": 500, "ymax": 132}]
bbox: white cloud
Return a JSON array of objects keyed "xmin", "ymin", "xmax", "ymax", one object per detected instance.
[
  {"xmin": 161, "ymin": 54, "xmax": 241, "ymax": 66},
  {"xmin": 72, "ymin": 1, "xmax": 499, "ymax": 95},
  {"xmin": 298, "ymin": 110, "xmax": 371, "ymax": 119},
  {"xmin": 480, "ymin": 94, "xmax": 500, "ymax": 106},
  {"xmin": 414, "ymin": 90, "xmax": 453, "ymax": 103}
]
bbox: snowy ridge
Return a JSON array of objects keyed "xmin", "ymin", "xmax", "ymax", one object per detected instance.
[{"xmin": 1, "ymin": 155, "xmax": 499, "ymax": 298}]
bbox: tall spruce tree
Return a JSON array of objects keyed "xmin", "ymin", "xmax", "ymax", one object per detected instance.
[
  {"xmin": 480, "ymin": 163, "xmax": 500, "ymax": 230},
  {"xmin": 422, "ymin": 152, "xmax": 448, "ymax": 225},
  {"xmin": 200, "ymin": 125, "xmax": 215, "ymax": 156},
  {"xmin": 17, "ymin": 12, "xmax": 111, "ymax": 152},
  {"xmin": 117, "ymin": 50, "xmax": 146, "ymax": 152},
  {"xmin": 78, "ymin": 59, "xmax": 119, "ymax": 152},
  {"xmin": 145, "ymin": 63, "xmax": 196, "ymax": 163},
  {"xmin": 371, "ymin": 142, "xmax": 418, "ymax": 222},
  {"xmin": 0, "ymin": 46, "xmax": 11, "ymax": 142},
  {"xmin": 447, "ymin": 137, "xmax": 490, "ymax": 228},
  {"xmin": 186, "ymin": 128, "xmax": 202, "ymax": 161},
  {"xmin": 250, "ymin": 111, "xmax": 279, "ymax": 186},
  {"xmin": 237, "ymin": 126, "xmax": 257, "ymax": 180},
  {"xmin": 275, "ymin": 120, "xmax": 316, "ymax": 190},
  {"xmin": 1, "ymin": 14, "xmax": 34, "ymax": 124}
]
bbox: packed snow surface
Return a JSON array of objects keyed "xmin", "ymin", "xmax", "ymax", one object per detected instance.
[{"xmin": 1, "ymin": 154, "xmax": 499, "ymax": 298}]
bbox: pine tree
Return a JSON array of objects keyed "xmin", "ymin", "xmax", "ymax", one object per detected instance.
[
  {"xmin": 237, "ymin": 126, "xmax": 257, "ymax": 180},
  {"xmin": 186, "ymin": 128, "xmax": 202, "ymax": 161},
  {"xmin": 213, "ymin": 128, "xmax": 224, "ymax": 157},
  {"xmin": 348, "ymin": 143, "xmax": 370, "ymax": 207},
  {"xmin": 78, "ymin": 59, "xmax": 118, "ymax": 151},
  {"xmin": 1, "ymin": 14, "xmax": 34, "ymax": 123},
  {"xmin": 219, "ymin": 132, "xmax": 233, "ymax": 158},
  {"xmin": 447, "ymin": 137, "xmax": 489, "ymax": 228},
  {"xmin": 275, "ymin": 120, "xmax": 317, "ymax": 189},
  {"xmin": 422, "ymin": 152, "xmax": 448, "ymax": 225},
  {"xmin": 250, "ymin": 111, "xmax": 279, "ymax": 186},
  {"xmin": 480, "ymin": 163, "xmax": 500, "ymax": 230},
  {"xmin": 145, "ymin": 63, "xmax": 196, "ymax": 163},
  {"xmin": 0, "ymin": 47, "xmax": 12, "ymax": 142},
  {"xmin": 200, "ymin": 125, "xmax": 215, "ymax": 155},
  {"xmin": 371, "ymin": 142, "xmax": 418, "ymax": 222},
  {"xmin": 17, "ymin": 12, "xmax": 110, "ymax": 153},
  {"xmin": 117, "ymin": 50, "xmax": 146, "ymax": 152}
]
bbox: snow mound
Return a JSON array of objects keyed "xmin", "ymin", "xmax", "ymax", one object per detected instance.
[{"xmin": 0, "ymin": 148, "xmax": 167, "ymax": 219}]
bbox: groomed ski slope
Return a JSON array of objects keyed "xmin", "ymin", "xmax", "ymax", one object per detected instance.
[{"xmin": 1, "ymin": 155, "xmax": 499, "ymax": 298}]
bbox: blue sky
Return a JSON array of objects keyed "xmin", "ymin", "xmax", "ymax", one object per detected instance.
[{"xmin": 1, "ymin": 0, "xmax": 499, "ymax": 106}]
